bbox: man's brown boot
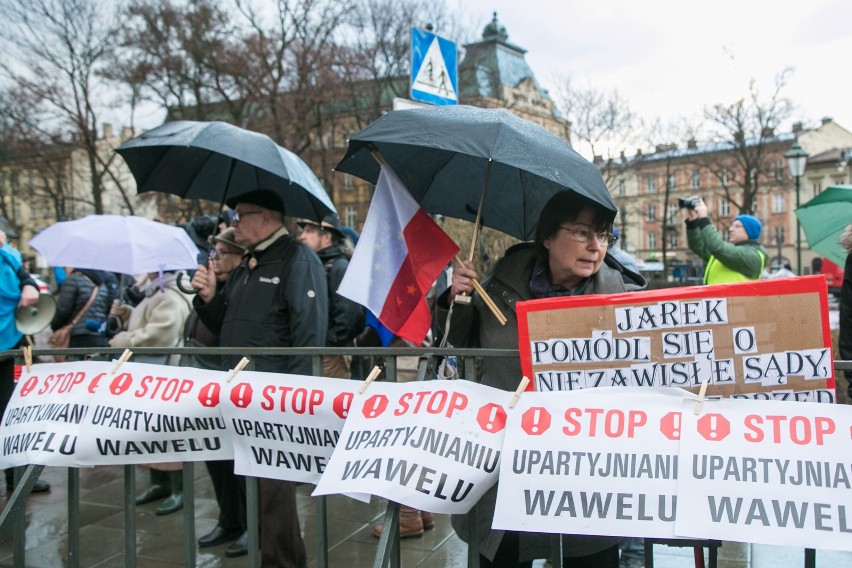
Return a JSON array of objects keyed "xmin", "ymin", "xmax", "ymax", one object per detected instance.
[
  {"xmin": 420, "ymin": 511, "xmax": 434, "ymax": 530},
  {"xmin": 372, "ymin": 506, "xmax": 424, "ymax": 538}
]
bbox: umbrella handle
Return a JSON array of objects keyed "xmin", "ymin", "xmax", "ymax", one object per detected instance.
[{"xmin": 176, "ymin": 271, "xmax": 199, "ymax": 295}]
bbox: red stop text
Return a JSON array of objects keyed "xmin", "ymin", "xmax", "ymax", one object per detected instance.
[{"xmin": 562, "ymin": 408, "xmax": 647, "ymax": 438}]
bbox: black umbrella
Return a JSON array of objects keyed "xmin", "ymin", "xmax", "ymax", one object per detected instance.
[
  {"xmin": 335, "ymin": 105, "xmax": 616, "ymax": 244},
  {"xmin": 116, "ymin": 120, "xmax": 336, "ymax": 221}
]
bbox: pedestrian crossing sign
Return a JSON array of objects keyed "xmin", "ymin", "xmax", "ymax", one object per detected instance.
[{"xmin": 410, "ymin": 28, "xmax": 458, "ymax": 106}]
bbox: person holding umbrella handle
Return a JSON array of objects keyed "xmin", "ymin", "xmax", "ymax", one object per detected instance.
[{"xmin": 433, "ymin": 190, "xmax": 646, "ymax": 568}]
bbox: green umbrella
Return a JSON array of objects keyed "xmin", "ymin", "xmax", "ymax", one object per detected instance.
[{"xmin": 795, "ymin": 184, "xmax": 852, "ymax": 266}]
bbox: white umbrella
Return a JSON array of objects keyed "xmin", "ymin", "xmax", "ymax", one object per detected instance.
[{"xmin": 30, "ymin": 215, "xmax": 200, "ymax": 275}]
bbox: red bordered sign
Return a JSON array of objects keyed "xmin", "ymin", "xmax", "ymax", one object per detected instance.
[{"xmin": 517, "ymin": 276, "xmax": 834, "ymax": 402}]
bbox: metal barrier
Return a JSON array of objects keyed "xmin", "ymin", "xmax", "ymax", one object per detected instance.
[
  {"xmin": 0, "ymin": 346, "xmax": 849, "ymax": 568},
  {"xmin": 0, "ymin": 345, "xmax": 516, "ymax": 568}
]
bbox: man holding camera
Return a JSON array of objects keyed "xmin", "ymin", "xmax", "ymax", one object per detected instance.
[{"xmin": 683, "ymin": 197, "xmax": 767, "ymax": 284}]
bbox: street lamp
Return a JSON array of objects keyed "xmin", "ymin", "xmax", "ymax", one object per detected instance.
[{"xmin": 785, "ymin": 142, "xmax": 809, "ymax": 274}]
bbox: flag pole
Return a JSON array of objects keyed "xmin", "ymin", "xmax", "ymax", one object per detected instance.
[{"xmin": 368, "ymin": 146, "xmax": 505, "ymax": 326}]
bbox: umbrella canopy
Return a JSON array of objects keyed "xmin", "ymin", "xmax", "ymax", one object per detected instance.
[
  {"xmin": 116, "ymin": 120, "xmax": 336, "ymax": 222},
  {"xmin": 795, "ymin": 184, "xmax": 852, "ymax": 267},
  {"xmin": 30, "ymin": 215, "xmax": 200, "ymax": 275},
  {"xmin": 335, "ymin": 105, "xmax": 616, "ymax": 241}
]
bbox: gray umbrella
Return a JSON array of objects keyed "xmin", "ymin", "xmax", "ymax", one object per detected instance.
[
  {"xmin": 335, "ymin": 105, "xmax": 615, "ymax": 241},
  {"xmin": 116, "ymin": 120, "xmax": 336, "ymax": 221}
]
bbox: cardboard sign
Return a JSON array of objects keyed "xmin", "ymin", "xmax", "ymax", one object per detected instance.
[
  {"xmin": 313, "ymin": 380, "xmax": 508, "ymax": 514},
  {"xmin": 74, "ymin": 361, "xmax": 232, "ymax": 465},
  {"xmin": 0, "ymin": 361, "xmax": 110, "ymax": 468},
  {"xmin": 518, "ymin": 277, "xmax": 834, "ymax": 401},
  {"xmin": 493, "ymin": 388, "xmax": 685, "ymax": 538},
  {"xmin": 221, "ymin": 372, "xmax": 356, "ymax": 484},
  {"xmin": 677, "ymin": 397, "xmax": 852, "ymax": 551}
]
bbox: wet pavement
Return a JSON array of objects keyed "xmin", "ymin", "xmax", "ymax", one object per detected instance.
[{"xmin": 0, "ymin": 464, "xmax": 850, "ymax": 567}]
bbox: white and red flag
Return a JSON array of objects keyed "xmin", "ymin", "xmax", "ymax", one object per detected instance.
[{"xmin": 338, "ymin": 164, "xmax": 458, "ymax": 345}]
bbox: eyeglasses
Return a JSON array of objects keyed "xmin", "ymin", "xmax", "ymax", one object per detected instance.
[
  {"xmin": 208, "ymin": 248, "xmax": 242, "ymax": 260},
  {"xmin": 232, "ymin": 209, "xmax": 264, "ymax": 223},
  {"xmin": 558, "ymin": 225, "xmax": 616, "ymax": 246}
]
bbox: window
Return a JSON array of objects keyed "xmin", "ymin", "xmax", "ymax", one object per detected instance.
[
  {"xmin": 773, "ymin": 226, "xmax": 785, "ymax": 245},
  {"xmin": 719, "ymin": 199, "xmax": 731, "ymax": 217},
  {"xmin": 645, "ymin": 176, "xmax": 656, "ymax": 193},
  {"xmin": 668, "ymin": 230, "xmax": 678, "ymax": 248},
  {"xmin": 667, "ymin": 173, "xmax": 677, "ymax": 190},
  {"xmin": 748, "ymin": 168, "xmax": 757, "ymax": 184},
  {"xmin": 617, "ymin": 179, "xmax": 625, "ymax": 196},
  {"xmin": 719, "ymin": 170, "xmax": 729, "ymax": 185},
  {"xmin": 773, "ymin": 161, "xmax": 785, "ymax": 181},
  {"xmin": 690, "ymin": 170, "xmax": 701, "ymax": 189},
  {"xmin": 343, "ymin": 174, "xmax": 354, "ymax": 190},
  {"xmin": 667, "ymin": 203, "xmax": 678, "ymax": 224},
  {"xmin": 812, "ymin": 182, "xmax": 822, "ymax": 196},
  {"xmin": 647, "ymin": 232, "xmax": 657, "ymax": 250},
  {"xmin": 771, "ymin": 194, "xmax": 785, "ymax": 213},
  {"xmin": 344, "ymin": 205, "xmax": 357, "ymax": 228},
  {"xmin": 647, "ymin": 204, "xmax": 656, "ymax": 222}
]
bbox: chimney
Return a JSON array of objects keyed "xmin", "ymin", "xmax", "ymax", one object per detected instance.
[
  {"xmin": 593, "ymin": 154, "xmax": 604, "ymax": 165},
  {"xmin": 761, "ymin": 126, "xmax": 774, "ymax": 138},
  {"xmin": 635, "ymin": 148, "xmax": 643, "ymax": 157},
  {"xmin": 687, "ymin": 138, "xmax": 697, "ymax": 150},
  {"xmin": 822, "ymin": 116, "xmax": 833, "ymax": 125},
  {"xmin": 792, "ymin": 122, "xmax": 803, "ymax": 133},
  {"xmin": 102, "ymin": 123, "xmax": 113, "ymax": 139},
  {"xmin": 121, "ymin": 127, "xmax": 134, "ymax": 140}
]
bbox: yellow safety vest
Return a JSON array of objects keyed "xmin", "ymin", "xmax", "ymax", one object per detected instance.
[{"xmin": 703, "ymin": 250, "xmax": 766, "ymax": 285}]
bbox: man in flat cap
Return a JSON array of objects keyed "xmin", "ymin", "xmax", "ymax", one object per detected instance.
[
  {"xmin": 192, "ymin": 189, "xmax": 327, "ymax": 566},
  {"xmin": 297, "ymin": 214, "xmax": 364, "ymax": 378}
]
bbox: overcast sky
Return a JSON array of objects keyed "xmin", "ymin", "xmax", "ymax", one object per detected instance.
[{"xmin": 453, "ymin": 0, "xmax": 852, "ymax": 140}]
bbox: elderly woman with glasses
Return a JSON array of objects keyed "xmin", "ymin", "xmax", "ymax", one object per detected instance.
[{"xmin": 434, "ymin": 190, "xmax": 647, "ymax": 568}]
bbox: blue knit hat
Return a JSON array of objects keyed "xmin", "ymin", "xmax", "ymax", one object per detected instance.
[{"xmin": 735, "ymin": 214, "xmax": 762, "ymax": 240}]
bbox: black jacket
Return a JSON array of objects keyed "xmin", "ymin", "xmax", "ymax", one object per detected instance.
[
  {"xmin": 51, "ymin": 270, "xmax": 112, "ymax": 336},
  {"xmin": 195, "ymin": 232, "xmax": 328, "ymax": 374},
  {"xmin": 317, "ymin": 245, "xmax": 364, "ymax": 347}
]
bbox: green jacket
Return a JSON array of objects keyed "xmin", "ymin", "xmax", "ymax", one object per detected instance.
[{"xmin": 686, "ymin": 218, "xmax": 767, "ymax": 284}]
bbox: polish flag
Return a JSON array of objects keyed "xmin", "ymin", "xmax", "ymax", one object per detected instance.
[{"xmin": 338, "ymin": 164, "xmax": 459, "ymax": 345}]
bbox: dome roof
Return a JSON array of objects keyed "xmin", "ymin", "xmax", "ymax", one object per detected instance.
[{"xmin": 482, "ymin": 12, "xmax": 508, "ymax": 42}]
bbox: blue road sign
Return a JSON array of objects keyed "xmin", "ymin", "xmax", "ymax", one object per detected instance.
[{"xmin": 410, "ymin": 28, "xmax": 458, "ymax": 106}]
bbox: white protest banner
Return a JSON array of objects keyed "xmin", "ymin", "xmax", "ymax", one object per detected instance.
[
  {"xmin": 676, "ymin": 397, "xmax": 852, "ymax": 551},
  {"xmin": 75, "ymin": 361, "xmax": 231, "ymax": 465},
  {"xmin": 0, "ymin": 361, "xmax": 109, "ymax": 468},
  {"xmin": 221, "ymin": 372, "xmax": 355, "ymax": 484},
  {"xmin": 493, "ymin": 387, "xmax": 686, "ymax": 538},
  {"xmin": 313, "ymin": 380, "xmax": 508, "ymax": 514},
  {"xmin": 518, "ymin": 277, "xmax": 835, "ymax": 402}
]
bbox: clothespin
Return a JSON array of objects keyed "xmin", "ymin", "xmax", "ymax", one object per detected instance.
[
  {"xmin": 359, "ymin": 366, "xmax": 383, "ymax": 394},
  {"xmin": 693, "ymin": 378, "xmax": 709, "ymax": 415},
  {"xmin": 110, "ymin": 349, "xmax": 133, "ymax": 374},
  {"xmin": 509, "ymin": 376, "xmax": 530, "ymax": 409},
  {"xmin": 22, "ymin": 345, "xmax": 32, "ymax": 374},
  {"xmin": 225, "ymin": 357, "xmax": 250, "ymax": 382}
]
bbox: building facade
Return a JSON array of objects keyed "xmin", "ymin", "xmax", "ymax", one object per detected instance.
[{"xmin": 613, "ymin": 117, "xmax": 852, "ymax": 278}]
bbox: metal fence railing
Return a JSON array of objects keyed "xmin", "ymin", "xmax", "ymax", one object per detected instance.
[
  {"xmin": 0, "ymin": 346, "xmax": 849, "ymax": 568},
  {"xmin": 0, "ymin": 345, "xmax": 517, "ymax": 568}
]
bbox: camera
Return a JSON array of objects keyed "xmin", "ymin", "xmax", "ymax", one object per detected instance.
[{"xmin": 678, "ymin": 197, "xmax": 700, "ymax": 210}]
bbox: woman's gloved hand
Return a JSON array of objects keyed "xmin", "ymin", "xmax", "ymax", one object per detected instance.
[{"xmin": 109, "ymin": 300, "xmax": 132, "ymax": 330}]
